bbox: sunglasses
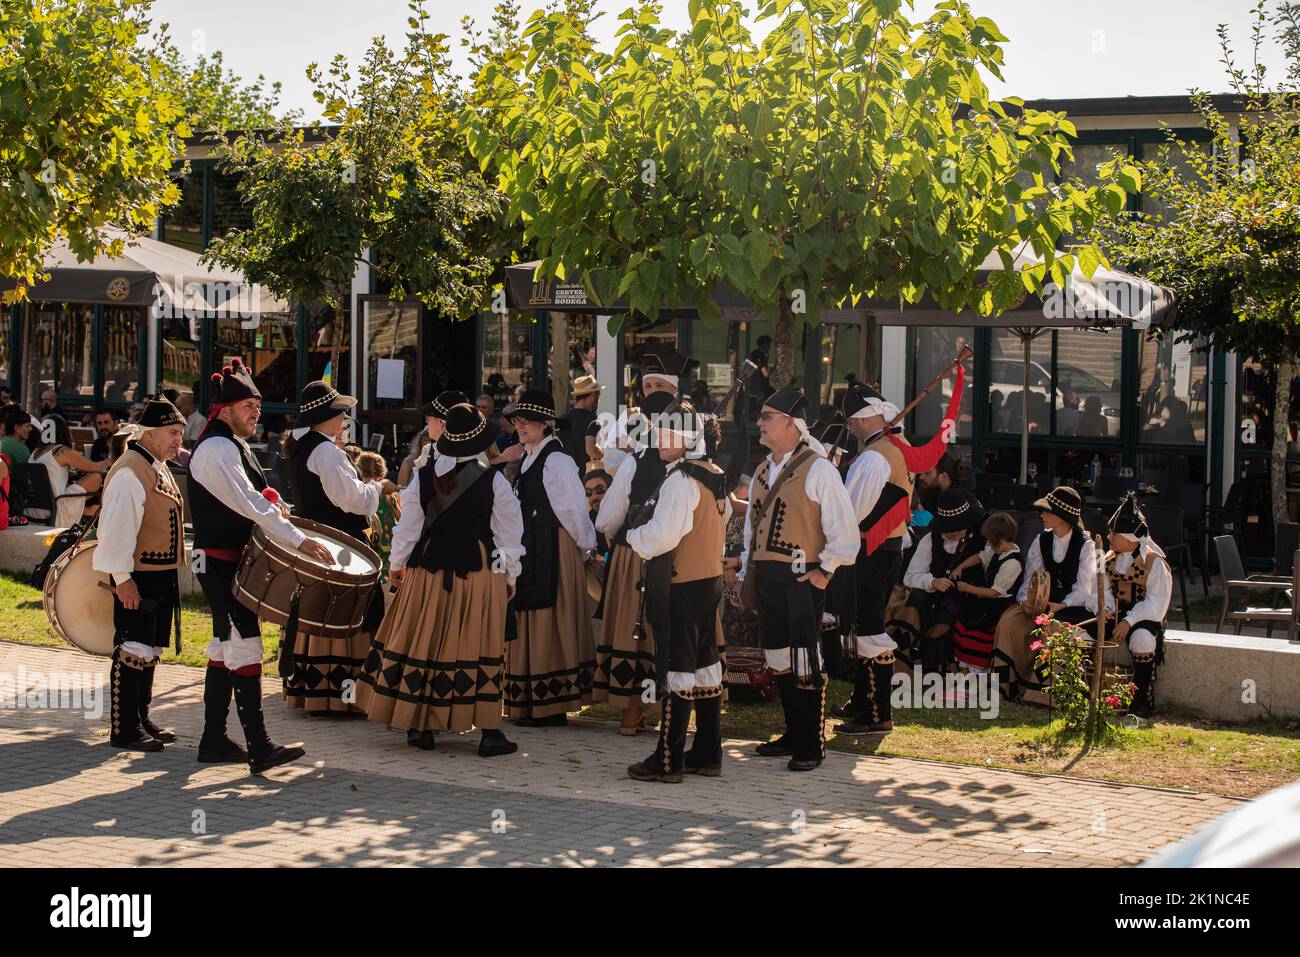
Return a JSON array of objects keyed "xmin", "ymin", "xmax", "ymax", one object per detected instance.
[{"xmin": 585, "ymin": 484, "xmax": 607, "ymax": 496}]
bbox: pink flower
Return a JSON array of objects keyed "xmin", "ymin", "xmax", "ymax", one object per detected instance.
[
  {"xmin": 1034, "ymin": 614, "xmax": 1050, "ymax": 626},
  {"xmin": 1129, "ymin": 683, "xmax": 1137, "ymax": 694},
  {"xmin": 1106, "ymin": 695, "xmax": 1120, "ymax": 709},
  {"xmin": 1030, "ymin": 640, "xmax": 1044, "ymax": 652}
]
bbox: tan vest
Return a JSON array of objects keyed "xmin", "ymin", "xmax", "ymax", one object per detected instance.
[
  {"xmin": 750, "ymin": 446, "xmax": 826, "ymax": 565},
  {"xmin": 862, "ymin": 431, "xmax": 913, "ymax": 540},
  {"xmin": 104, "ymin": 448, "xmax": 184, "ymax": 570},
  {"xmin": 1106, "ymin": 544, "xmax": 1168, "ymax": 616},
  {"xmin": 671, "ymin": 462, "xmax": 727, "ymax": 583}
]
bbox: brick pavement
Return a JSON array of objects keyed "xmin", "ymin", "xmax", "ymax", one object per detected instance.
[{"xmin": 0, "ymin": 642, "xmax": 1238, "ymax": 867}]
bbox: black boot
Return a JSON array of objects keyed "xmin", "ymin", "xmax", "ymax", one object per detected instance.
[
  {"xmin": 756, "ymin": 673, "xmax": 797, "ymax": 756},
  {"xmin": 831, "ymin": 659, "xmax": 871, "ymax": 718},
  {"xmin": 407, "ymin": 729, "xmax": 436, "ymax": 750},
  {"xmin": 197, "ymin": 665, "xmax": 248, "ymax": 763},
  {"xmin": 1129, "ymin": 657, "xmax": 1156, "ymax": 719},
  {"xmin": 138, "ymin": 660, "xmax": 177, "ymax": 743},
  {"xmin": 788, "ymin": 683, "xmax": 826, "ymax": 772},
  {"xmin": 628, "ymin": 695, "xmax": 689, "ymax": 782},
  {"xmin": 684, "ymin": 695, "xmax": 722, "ymax": 776},
  {"xmin": 231, "ymin": 671, "xmax": 305, "ymax": 774},
  {"xmin": 835, "ymin": 652, "xmax": 894, "ymax": 734},
  {"xmin": 479, "ymin": 727, "xmax": 518, "ymax": 757},
  {"xmin": 110, "ymin": 650, "xmax": 163, "ymax": 752}
]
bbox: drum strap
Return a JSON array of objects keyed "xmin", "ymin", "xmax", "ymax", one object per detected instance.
[{"xmin": 422, "ymin": 462, "xmax": 490, "ymax": 537}]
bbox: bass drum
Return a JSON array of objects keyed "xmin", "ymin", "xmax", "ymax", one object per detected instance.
[{"xmin": 42, "ymin": 540, "xmax": 117, "ymax": 657}]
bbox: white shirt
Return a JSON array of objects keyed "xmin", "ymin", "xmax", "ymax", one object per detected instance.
[
  {"xmin": 183, "ymin": 411, "xmax": 207, "ymax": 444},
  {"xmin": 903, "ymin": 532, "xmax": 962, "ymax": 592},
  {"xmin": 387, "ymin": 455, "xmax": 525, "ymax": 583},
  {"xmin": 978, "ymin": 544, "xmax": 1024, "ymax": 597},
  {"xmin": 290, "ymin": 427, "xmax": 381, "ymax": 518},
  {"xmin": 1016, "ymin": 528, "xmax": 1098, "ymax": 612},
  {"xmin": 626, "ymin": 459, "xmax": 733, "ymax": 561},
  {"xmin": 600, "ymin": 407, "xmax": 651, "ymax": 475},
  {"xmin": 93, "ymin": 451, "xmax": 179, "ymax": 586},
  {"xmin": 189, "ymin": 433, "xmax": 304, "ymax": 549},
  {"xmin": 520, "ymin": 435, "xmax": 597, "ymax": 552},
  {"xmin": 1103, "ymin": 539, "xmax": 1172, "ymax": 625},
  {"xmin": 843, "ymin": 435, "xmax": 893, "ymax": 526},
  {"xmin": 739, "ymin": 445, "xmax": 860, "ymax": 576},
  {"xmin": 595, "ymin": 450, "xmax": 642, "ymax": 540}
]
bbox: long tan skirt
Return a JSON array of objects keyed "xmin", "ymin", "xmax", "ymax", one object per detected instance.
[
  {"xmin": 282, "ymin": 628, "xmax": 372, "ymax": 714},
  {"xmin": 591, "ymin": 544, "xmax": 656, "ymax": 705},
  {"xmin": 355, "ymin": 556, "xmax": 508, "ymax": 733},
  {"xmin": 991, "ymin": 606, "xmax": 1050, "ymax": 706},
  {"xmin": 505, "ymin": 530, "xmax": 597, "ymax": 720}
]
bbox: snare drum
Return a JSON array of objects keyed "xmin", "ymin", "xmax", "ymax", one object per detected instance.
[
  {"xmin": 233, "ymin": 517, "xmax": 382, "ymax": 638},
  {"xmin": 43, "ymin": 541, "xmax": 117, "ymax": 656}
]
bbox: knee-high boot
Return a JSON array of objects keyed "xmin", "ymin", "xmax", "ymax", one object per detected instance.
[
  {"xmin": 756, "ymin": 672, "xmax": 797, "ymax": 756},
  {"xmin": 788, "ymin": 681, "xmax": 826, "ymax": 771},
  {"xmin": 627, "ymin": 693, "xmax": 689, "ymax": 782},
  {"xmin": 138, "ymin": 659, "xmax": 176, "ymax": 743},
  {"xmin": 1129, "ymin": 656, "xmax": 1157, "ymax": 719},
  {"xmin": 110, "ymin": 649, "xmax": 162, "ymax": 752},
  {"xmin": 198, "ymin": 665, "xmax": 248, "ymax": 763},
  {"xmin": 834, "ymin": 651, "xmax": 895, "ymax": 735},
  {"xmin": 231, "ymin": 671, "xmax": 305, "ymax": 774},
  {"xmin": 685, "ymin": 694, "xmax": 723, "ymax": 774}
]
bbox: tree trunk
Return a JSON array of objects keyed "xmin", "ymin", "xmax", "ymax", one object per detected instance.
[
  {"xmin": 551, "ymin": 313, "xmax": 569, "ymax": 410},
  {"xmin": 330, "ymin": 280, "xmax": 347, "ymax": 388},
  {"xmin": 771, "ymin": 297, "xmax": 797, "ymax": 390},
  {"xmin": 1271, "ymin": 348, "xmax": 1297, "ymax": 527},
  {"xmin": 20, "ymin": 302, "xmax": 38, "ymax": 410}
]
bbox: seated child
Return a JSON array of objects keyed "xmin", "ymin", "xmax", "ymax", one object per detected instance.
[{"xmin": 950, "ymin": 512, "xmax": 1024, "ymax": 674}]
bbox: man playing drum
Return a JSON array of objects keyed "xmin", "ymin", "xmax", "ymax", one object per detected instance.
[
  {"xmin": 93, "ymin": 395, "xmax": 187, "ymax": 752},
  {"xmin": 189, "ymin": 359, "xmax": 332, "ymax": 773}
]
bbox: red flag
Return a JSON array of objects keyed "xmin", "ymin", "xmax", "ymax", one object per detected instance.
[{"xmin": 888, "ymin": 361, "xmax": 964, "ymax": 474}]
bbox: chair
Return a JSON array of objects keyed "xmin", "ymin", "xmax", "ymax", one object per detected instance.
[
  {"xmin": 1014, "ymin": 512, "xmax": 1044, "ymax": 555},
  {"xmin": 1092, "ymin": 474, "xmax": 1139, "ymax": 502},
  {"xmin": 1144, "ymin": 504, "xmax": 1192, "ymax": 630},
  {"xmin": 1275, "ymin": 523, "xmax": 1300, "ymax": 579},
  {"xmin": 1214, "ymin": 535, "xmax": 1298, "ymax": 639},
  {"xmin": 1165, "ymin": 482, "xmax": 1209, "ymax": 592},
  {"xmin": 12, "ymin": 462, "xmax": 85, "ymax": 527}
]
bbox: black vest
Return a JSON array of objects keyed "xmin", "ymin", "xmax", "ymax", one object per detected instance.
[
  {"xmin": 286, "ymin": 430, "xmax": 369, "ymax": 539},
  {"xmin": 190, "ymin": 419, "xmax": 267, "ymax": 552},
  {"xmin": 408, "ymin": 460, "xmax": 496, "ymax": 577},
  {"xmin": 512, "ymin": 439, "xmax": 570, "ymax": 610},
  {"xmin": 959, "ymin": 549, "xmax": 1025, "ymax": 631},
  {"xmin": 614, "ymin": 447, "xmax": 668, "ymax": 546},
  {"xmin": 1039, "ymin": 528, "xmax": 1087, "ymax": 604},
  {"xmin": 927, "ymin": 529, "xmax": 961, "ymax": 579}
]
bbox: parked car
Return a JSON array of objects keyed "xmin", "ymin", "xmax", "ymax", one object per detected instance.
[{"xmin": 949, "ymin": 356, "xmax": 1121, "ymax": 436}]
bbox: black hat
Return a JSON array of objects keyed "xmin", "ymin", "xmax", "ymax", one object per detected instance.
[
  {"xmin": 1033, "ymin": 485, "xmax": 1084, "ymax": 526},
  {"xmin": 763, "ymin": 385, "xmax": 810, "ymax": 421},
  {"xmin": 930, "ymin": 489, "xmax": 986, "ymax": 534},
  {"xmin": 840, "ymin": 381, "xmax": 897, "ymax": 421},
  {"xmin": 502, "ymin": 389, "xmax": 557, "ymax": 422},
  {"xmin": 437, "ymin": 403, "xmax": 501, "ymax": 458},
  {"xmin": 296, "ymin": 380, "xmax": 357, "ymax": 428},
  {"xmin": 136, "ymin": 394, "xmax": 185, "ymax": 430},
  {"xmin": 1109, "ymin": 492, "xmax": 1149, "ymax": 539},
  {"xmin": 638, "ymin": 342, "xmax": 696, "ymax": 381},
  {"xmin": 639, "ymin": 391, "xmax": 676, "ymax": 417},
  {"xmin": 420, "ymin": 390, "xmax": 470, "ymax": 420},
  {"xmin": 210, "ymin": 357, "xmax": 260, "ymax": 405}
]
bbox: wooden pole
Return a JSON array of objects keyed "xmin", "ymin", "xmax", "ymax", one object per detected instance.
[
  {"xmin": 1090, "ymin": 534, "xmax": 1107, "ymax": 707},
  {"xmin": 887, "ymin": 345, "xmax": 972, "ymax": 428}
]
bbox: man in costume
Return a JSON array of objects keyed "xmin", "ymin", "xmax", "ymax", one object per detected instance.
[
  {"xmin": 280, "ymin": 380, "xmax": 395, "ymax": 714},
  {"xmin": 733, "ymin": 386, "xmax": 859, "ymax": 771},
  {"xmin": 189, "ymin": 359, "xmax": 332, "ymax": 772},
  {"xmin": 600, "ymin": 343, "xmax": 693, "ymax": 474},
  {"xmin": 992, "ymin": 485, "xmax": 1098, "ymax": 705},
  {"xmin": 625, "ymin": 400, "xmax": 730, "ymax": 782},
  {"xmin": 1101, "ymin": 493, "xmax": 1171, "ymax": 720},
  {"xmin": 93, "ymin": 395, "xmax": 187, "ymax": 751}
]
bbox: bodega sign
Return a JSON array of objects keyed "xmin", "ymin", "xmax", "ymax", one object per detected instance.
[{"xmin": 49, "ymin": 887, "xmax": 151, "ymax": 938}]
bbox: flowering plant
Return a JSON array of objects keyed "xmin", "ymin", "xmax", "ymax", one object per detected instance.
[{"xmin": 1031, "ymin": 614, "xmax": 1133, "ymax": 742}]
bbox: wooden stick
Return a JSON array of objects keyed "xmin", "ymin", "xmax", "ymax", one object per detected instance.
[
  {"xmin": 1090, "ymin": 535, "xmax": 1107, "ymax": 706},
  {"xmin": 887, "ymin": 346, "xmax": 973, "ymax": 427}
]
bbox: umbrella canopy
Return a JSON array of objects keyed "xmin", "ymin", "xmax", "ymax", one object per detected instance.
[{"xmin": 0, "ymin": 227, "xmax": 288, "ymax": 316}]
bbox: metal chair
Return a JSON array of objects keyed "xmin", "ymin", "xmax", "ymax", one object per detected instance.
[
  {"xmin": 12, "ymin": 462, "xmax": 86, "ymax": 527},
  {"xmin": 1144, "ymin": 503, "xmax": 1192, "ymax": 630},
  {"xmin": 1164, "ymin": 481, "xmax": 1209, "ymax": 593},
  {"xmin": 1275, "ymin": 523, "xmax": 1300, "ymax": 579},
  {"xmin": 1213, "ymin": 535, "xmax": 1295, "ymax": 638}
]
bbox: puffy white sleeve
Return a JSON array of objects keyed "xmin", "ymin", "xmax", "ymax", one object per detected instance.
[
  {"xmin": 844, "ymin": 449, "xmax": 890, "ymax": 525},
  {"xmin": 903, "ymin": 534, "xmax": 937, "ymax": 591},
  {"xmin": 1017, "ymin": 538, "xmax": 1044, "ymax": 604},
  {"xmin": 596, "ymin": 453, "xmax": 637, "ymax": 538},
  {"xmin": 991, "ymin": 555, "xmax": 1024, "ymax": 597},
  {"xmin": 545, "ymin": 450, "xmax": 597, "ymax": 552},
  {"xmin": 490, "ymin": 472, "xmax": 525, "ymax": 584},
  {"xmin": 737, "ymin": 471, "xmax": 759, "ymax": 580},
  {"xmin": 626, "ymin": 469, "xmax": 698, "ymax": 561},
  {"xmin": 387, "ymin": 469, "xmax": 427, "ymax": 572},
  {"xmin": 309, "ymin": 439, "xmax": 380, "ymax": 517},
  {"xmin": 807, "ymin": 458, "xmax": 861, "ymax": 573},
  {"xmin": 1124, "ymin": 553, "xmax": 1172, "ymax": 624},
  {"xmin": 1064, "ymin": 537, "xmax": 1100, "ymax": 613},
  {"xmin": 92, "ymin": 467, "xmax": 145, "ymax": 585},
  {"xmin": 190, "ymin": 437, "xmax": 304, "ymax": 549}
]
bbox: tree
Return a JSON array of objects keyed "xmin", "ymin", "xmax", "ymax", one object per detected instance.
[
  {"xmin": 1094, "ymin": 1, "xmax": 1300, "ymax": 524},
  {"xmin": 203, "ymin": 2, "xmax": 504, "ymax": 382},
  {"xmin": 0, "ymin": 0, "xmax": 187, "ymax": 301},
  {"xmin": 465, "ymin": 0, "xmax": 1132, "ymax": 388}
]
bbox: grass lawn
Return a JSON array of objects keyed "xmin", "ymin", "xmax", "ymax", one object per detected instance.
[{"xmin": 5, "ymin": 571, "xmax": 1296, "ymax": 799}]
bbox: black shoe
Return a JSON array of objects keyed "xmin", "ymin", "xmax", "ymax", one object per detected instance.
[
  {"xmin": 141, "ymin": 718, "xmax": 177, "ymax": 743},
  {"xmin": 534, "ymin": 714, "xmax": 568, "ymax": 727},
  {"xmin": 111, "ymin": 732, "xmax": 164, "ymax": 753},
  {"xmin": 787, "ymin": 757, "xmax": 822, "ymax": 772},
  {"xmin": 683, "ymin": 756, "xmax": 722, "ymax": 777},
  {"xmin": 479, "ymin": 730, "xmax": 518, "ymax": 757},
  {"xmin": 627, "ymin": 760, "xmax": 683, "ymax": 783},
  {"xmin": 755, "ymin": 736, "xmax": 795, "ymax": 757},
  {"xmin": 197, "ymin": 736, "xmax": 249, "ymax": 763},
  {"xmin": 138, "ymin": 663, "xmax": 177, "ymax": 742},
  {"xmin": 834, "ymin": 719, "xmax": 892, "ymax": 735},
  {"xmin": 407, "ymin": 730, "xmax": 436, "ymax": 751},
  {"xmin": 829, "ymin": 703, "xmax": 856, "ymax": 719},
  {"xmin": 248, "ymin": 744, "xmax": 307, "ymax": 775}
]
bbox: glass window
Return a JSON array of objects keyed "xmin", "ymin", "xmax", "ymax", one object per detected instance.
[
  {"xmin": 1239, "ymin": 360, "xmax": 1300, "ymax": 457},
  {"xmin": 690, "ymin": 316, "xmax": 741, "ymax": 412},
  {"xmin": 100, "ymin": 306, "xmax": 141, "ymax": 406},
  {"xmin": 57, "ymin": 304, "xmax": 95, "ymax": 403},
  {"xmin": 988, "ymin": 330, "xmax": 1052, "ymax": 436},
  {"xmin": 1061, "ymin": 142, "xmax": 1129, "ymax": 190},
  {"xmin": 550, "ymin": 312, "xmax": 595, "ymax": 411},
  {"xmin": 0, "ymin": 310, "xmax": 11, "ymax": 390},
  {"xmin": 212, "ymin": 312, "xmax": 299, "ymax": 404},
  {"xmin": 1055, "ymin": 329, "xmax": 1122, "ymax": 438},
  {"xmin": 363, "ymin": 300, "xmax": 419, "ymax": 412},
  {"xmin": 816, "ymin": 322, "xmax": 863, "ymax": 422},
  {"xmin": 308, "ymin": 303, "xmax": 350, "ymax": 394},
  {"xmin": 481, "ymin": 311, "xmax": 535, "ymax": 411},
  {"xmin": 1137, "ymin": 335, "xmax": 1207, "ymax": 446},
  {"xmin": 1138, "ymin": 141, "xmax": 1208, "ymax": 224},
  {"xmin": 911, "ymin": 326, "xmax": 973, "ymax": 439},
  {"xmin": 161, "ymin": 315, "xmax": 203, "ymax": 401},
  {"xmin": 210, "ymin": 170, "xmax": 252, "ymax": 243},
  {"xmin": 163, "ymin": 168, "xmax": 204, "ymax": 253}
]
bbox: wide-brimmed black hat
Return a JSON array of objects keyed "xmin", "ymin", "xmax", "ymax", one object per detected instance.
[
  {"xmin": 437, "ymin": 403, "xmax": 501, "ymax": 458},
  {"xmin": 136, "ymin": 394, "xmax": 185, "ymax": 430},
  {"xmin": 503, "ymin": 389, "xmax": 557, "ymax": 423},
  {"xmin": 296, "ymin": 380, "xmax": 357, "ymax": 428},
  {"xmin": 419, "ymin": 390, "xmax": 470, "ymax": 420},
  {"xmin": 1109, "ymin": 491, "xmax": 1149, "ymax": 539},
  {"xmin": 210, "ymin": 357, "xmax": 260, "ymax": 405},
  {"xmin": 638, "ymin": 342, "xmax": 696, "ymax": 381},
  {"xmin": 930, "ymin": 489, "xmax": 986, "ymax": 534},
  {"xmin": 763, "ymin": 385, "xmax": 810, "ymax": 421},
  {"xmin": 1034, "ymin": 485, "xmax": 1084, "ymax": 526}
]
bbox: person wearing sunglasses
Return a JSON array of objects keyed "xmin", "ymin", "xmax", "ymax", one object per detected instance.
[{"xmin": 584, "ymin": 468, "xmax": 612, "ymax": 553}]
